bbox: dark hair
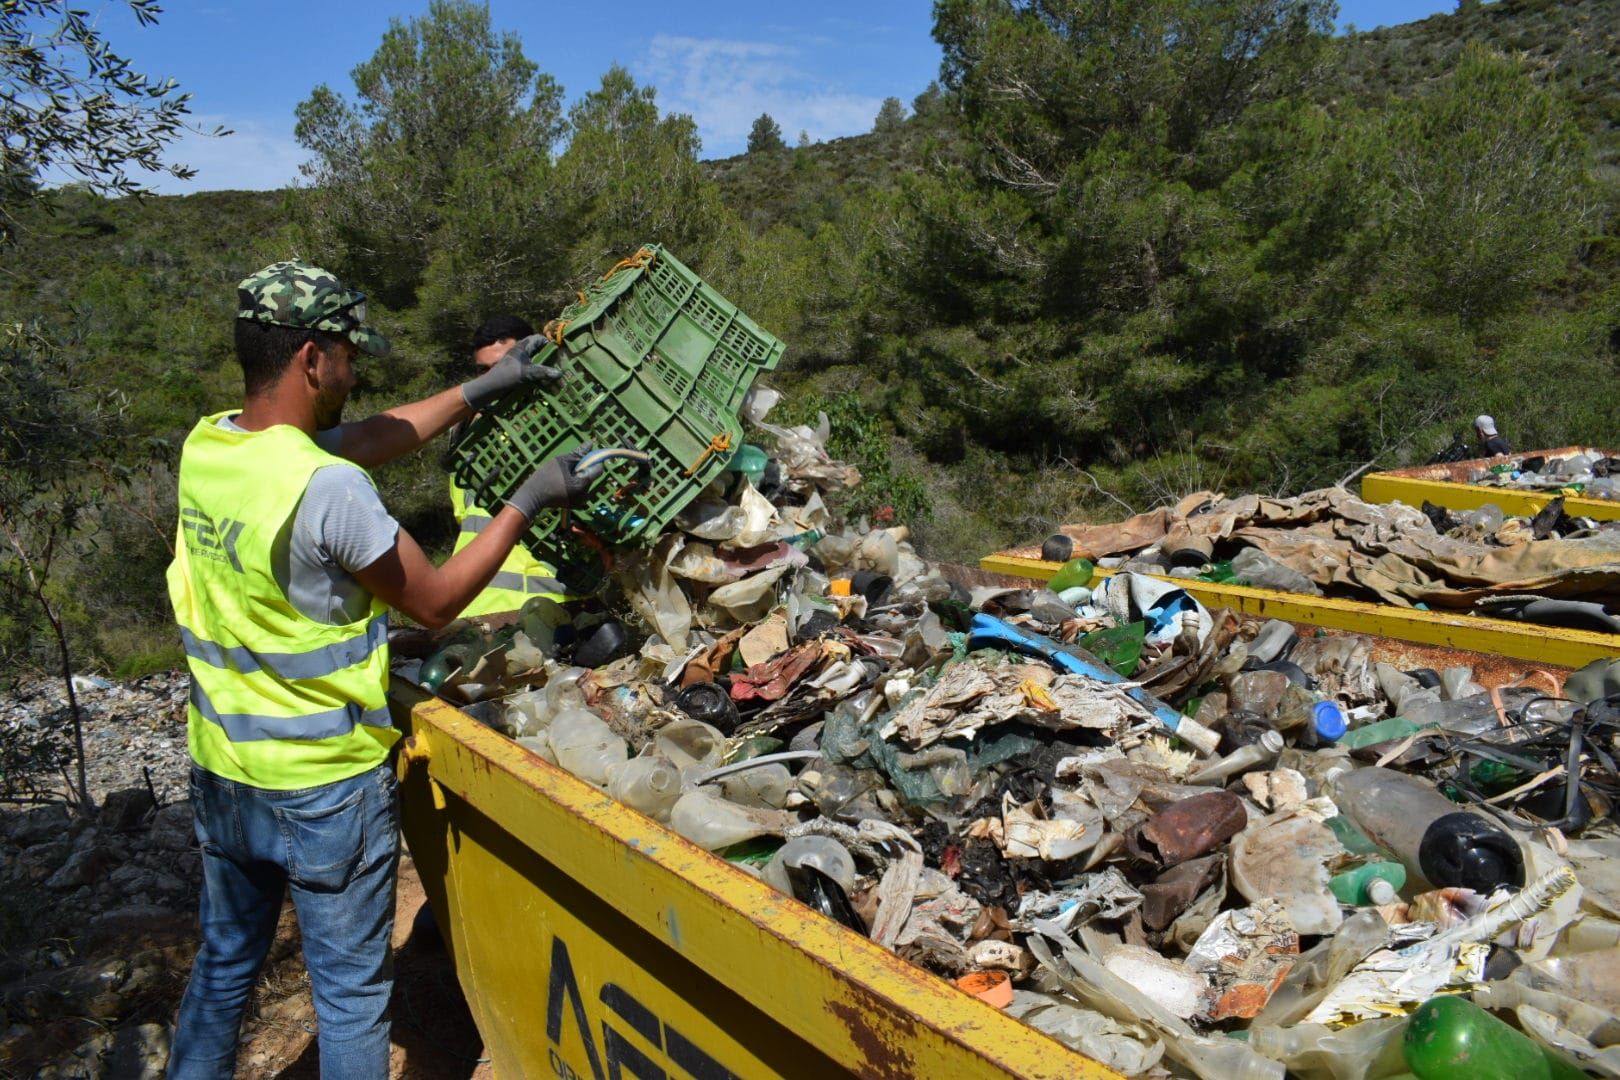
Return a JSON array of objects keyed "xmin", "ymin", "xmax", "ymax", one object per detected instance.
[
  {"xmin": 234, "ymin": 320, "xmax": 342, "ymax": 397},
  {"xmin": 471, "ymin": 314, "xmax": 534, "ymax": 352}
]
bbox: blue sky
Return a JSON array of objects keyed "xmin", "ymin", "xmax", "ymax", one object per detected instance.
[{"xmin": 78, "ymin": 1, "xmax": 1463, "ymax": 193}]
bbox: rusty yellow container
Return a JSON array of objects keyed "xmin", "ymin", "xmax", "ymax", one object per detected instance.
[
  {"xmin": 387, "ymin": 677, "xmax": 1120, "ymax": 1080},
  {"xmin": 1362, "ymin": 445, "xmax": 1620, "ymax": 523},
  {"xmin": 977, "ymin": 554, "xmax": 1619, "ymax": 669}
]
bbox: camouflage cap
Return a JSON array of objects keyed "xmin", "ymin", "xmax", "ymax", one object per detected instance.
[{"xmin": 236, "ymin": 260, "xmax": 389, "ymax": 357}]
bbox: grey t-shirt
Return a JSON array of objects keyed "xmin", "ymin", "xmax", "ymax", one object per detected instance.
[{"xmin": 218, "ymin": 417, "xmax": 399, "ymax": 625}]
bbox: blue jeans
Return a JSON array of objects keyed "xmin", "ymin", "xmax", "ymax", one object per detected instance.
[{"xmin": 168, "ymin": 762, "xmax": 399, "ymax": 1079}]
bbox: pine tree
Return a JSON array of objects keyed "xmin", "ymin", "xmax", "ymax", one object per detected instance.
[
  {"xmin": 874, "ymin": 96, "xmax": 906, "ymax": 132},
  {"xmin": 747, "ymin": 113, "xmax": 785, "ymax": 154}
]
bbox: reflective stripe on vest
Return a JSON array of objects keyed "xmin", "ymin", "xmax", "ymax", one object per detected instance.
[
  {"xmin": 447, "ymin": 473, "xmax": 568, "ymax": 616},
  {"xmin": 178, "ymin": 613, "xmax": 388, "ymax": 681},
  {"xmin": 167, "ymin": 413, "xmax": 396, "ymax": 789},
  {"xmin": 189, "ymin": 680, "xmax": 391, "ymax": 742}
]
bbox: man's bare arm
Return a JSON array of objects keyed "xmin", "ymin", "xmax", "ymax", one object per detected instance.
[{"xmin": 353, "ymin": 508, "xmax": 530, "ymax": 630}]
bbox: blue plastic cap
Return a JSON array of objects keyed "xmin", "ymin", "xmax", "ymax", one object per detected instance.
[{"xmin": 1313, "ymin": 701, "xmax": 1347, "ymax": 742}]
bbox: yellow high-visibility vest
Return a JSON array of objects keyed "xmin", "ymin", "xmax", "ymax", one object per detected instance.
[
  {"xmin": 166, "ymin": 412, "xmax": 397, "ymax": 789},
  {"xmin": 447, "ymin": 474, "xmax": 566, "ymax": 617}
]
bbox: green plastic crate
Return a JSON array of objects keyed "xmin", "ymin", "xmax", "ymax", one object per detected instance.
[{"xmin": 450, "ymin": 244, "xmax": 785, "ymax": 592}]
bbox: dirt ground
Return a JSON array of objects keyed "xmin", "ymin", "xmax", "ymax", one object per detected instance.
[{"xmin": 234, "ymin": 853, "xmax": 493, "ymax": 1080}]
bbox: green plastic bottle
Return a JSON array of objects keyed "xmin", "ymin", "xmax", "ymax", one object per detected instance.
[
  {"xmin": 1338, "ymin": 716, "xmax": 1437, "ymax": 750},
  {"xmin": 1324, "ymin": 813, "xmax": 1387, "ymax": 857},
  {"xmin": 1404, "ymin": 996, "xmax": 1586, "ymax": 1080},
  {"xmin": 1048, "ymin": 557, "xmax": 1096, "ymax": 592},
  {"xmin": 1328, "ymin": 861, "xmax": 1406, "ymax": 905}
]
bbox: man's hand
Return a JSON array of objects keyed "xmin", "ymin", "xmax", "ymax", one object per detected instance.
[
  {"xmin": 508, "ymin": 445, "xmax": 607, "ymax": 520},
  {"xmin": 460, "ymin": 334, "xmax": 565, "ymax": 411}
]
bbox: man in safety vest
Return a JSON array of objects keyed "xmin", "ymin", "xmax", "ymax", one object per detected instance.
[
  {"xmin": 165, "ymin": 261, "xmax": 604, "ymax": 1078},
  {"xmin": 445, "ymin": 314, "xmax": 570, "ymax": 616}
]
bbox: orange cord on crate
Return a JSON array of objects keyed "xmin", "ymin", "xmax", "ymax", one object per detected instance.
[
  {"xmin": 545, "ymin": 250, "xmax": 653, "ymax": 346},
  {"xmin": 685, "ymin": 432, "xmax": 733, "ymax": 476},
  {"xmin": 601, "ymin": 246, "xmax": 657, "ymax": 282}
]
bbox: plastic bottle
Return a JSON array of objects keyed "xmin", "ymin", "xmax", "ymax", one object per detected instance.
[
  {"xmin": 1246, "ymin": 620, "xmax": 1297, "ymax": 664},
  {"xmin": 547, "ymin": 708, "xmax": 626, "ymax": 786},
  {"xmin": 1189, "ymin": 730, "xmax": 1284, "ymax": 784},
  {"xmin": 1250, "ymin": 1017, "xmax": 1409, "ymax": 1080},
  {"xmin": 1226, "ymin": 670, "xmax": 1291, "ymax": 719},
  {"xmin": 1329, "ymin": 861, "xmax": 1406, "ymax": 906},
  {"xmin": 762, "ymin": 835, "xmax": 858, "ymax": 897},
  {"xmin": 812, "ymin": 764, "xmax": 875, "ymax": 819},
  {"xmin": 654, "ymin": 717, "xmax": 725, "ymax": 770},
  {"xmin": 515, "ymin": 733, "xmax": 557, "ymax": 764},
  {"xmin": 544, "ymin": 666, "xmax": 589, "ymax": 713},
  {"xmin": 1326, "ymin": 766, "xmax": 1526, "ymax": 892},
  {"xmin": 1275, "ymin": 684, "xmax": 1348, "ymax": 746},
  {"xmin": 719, "ymin": 763, "xmax": 793, "ymax": 809},
  {"xmin": 1324, "ymin": 814, "xmax": 1389, "ymax": 857},
  {"xmin": 1219, "ymin": 710, "xmax": 1280, "ymax": 753},
  {"xmin": 667, "ymin": 790, "xmax": 791, "ymax": 850},
  {"xmin": 1403, "ymin": 995, "xmax": 1586, "ymax": 1080},
  {"xmin": 1048, "ymin": 557, "xmax": 1096, "ymax": 592},
  {"xmin": 1338, "ymin": 716, "xmax": 1437, "ymax": 751},
  {"xmin": 605, "ymin": 755, "xmax": 683, "ymax": 822},
  {"xmin": 673, "ymin": 682, "xmax": 740, "ymax": 735},
  {"xmin": 499, "ymin": 688, "xmax": 552, "ymax": 738}
]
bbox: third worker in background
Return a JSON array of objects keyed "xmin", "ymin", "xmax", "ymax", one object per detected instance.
[
  {"xmin": 445, "ymin": 315, "xmax": 571, "ymax": 616},
  {"xmin": 1475, "ymin": 414, "xmax": 1511, "ymax": 458}
]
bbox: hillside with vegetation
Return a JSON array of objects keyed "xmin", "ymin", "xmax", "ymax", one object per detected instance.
[{"xmin": 3, "ymin": 0, "xmax": 1618, "ymax": 680}]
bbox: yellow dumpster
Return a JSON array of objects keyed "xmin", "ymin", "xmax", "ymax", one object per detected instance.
[
  {"xmin": 387, "ymin": 676, "xmax": 1121, "ymax": 1080},
  {"xmin": 978, "ymin": 553, "xmax": 1620, "ymax": 669},
  {"xmin": 1362, "ymin": 445, "xmax": 1620, "ymax": 523}
]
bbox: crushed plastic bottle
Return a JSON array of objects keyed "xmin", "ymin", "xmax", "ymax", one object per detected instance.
[{"xmin": 548, "ymin": 708, "xmax": 627, "ymax": 786}]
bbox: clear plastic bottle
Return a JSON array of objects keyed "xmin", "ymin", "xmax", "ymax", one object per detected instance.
[
  {"xmin": 1189, "ymin": 730, "xmax": 1284, "ymax": 784},
  {"xmin": 499, "ymin": 688, "xmax": 552, "ymax": 738},
  {"xmin": 667, "ymin": 790, "xmax": 791, "ymax": 850},
  {"xmin": 545, "ymin": 666, "xmax": 589, "ymax": 713},
  {"xmin": 653, "ymin": 717, "xmax": 726, "ymax": 770},
  {"xmin": 719, "ymin": 763, "xmax": 793, "ymax": 809},
  {"xmin": 605, "ymin": 755, "xmax": 683, "ymax": 822},
  {"xmin": 1275, "ymin": 684, "xmax": 1347, "ymax": 746},
  {"xmin": 1249, "ymin": 1016, "xmax": 1409, "ymax": 1080},
  {"xmin": 762, "ymin": 835, "xmax": 858, "ymax": 897},
  {"xmin": 1326, "ymin": 766, "xmax": 1525, "ymax": 893},
  {"xmin": 1226, "ymin": 670, "xmax": 1291, "ymax": 718},
  {"xmin": 515, "ymin": 733, "xmax": 557, "ymax": 765},
  {"xmin": 548, "ymin": 708, "xmax": 627, "ymax": 786}
]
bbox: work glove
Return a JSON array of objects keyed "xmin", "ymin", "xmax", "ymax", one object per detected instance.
[
  {"xmin": 507, "ymin": 444, "xmax": 606, "ymax": 521},
  {"xmin": 460, "ymin": 335, "xmax": 564, "ymax": 411}
]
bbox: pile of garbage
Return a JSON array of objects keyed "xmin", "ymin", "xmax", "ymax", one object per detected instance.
[
  {"xmin": 402, "ymin": 391, "xmax": 1620, "ymax": 1079},
  {"xmin": 1007, "ymin": 487, "xmax": 1620, "ymax": 629},
  {"xmin": 1459, "ymin": 450, "xmax": 1620, "ymax": 502}
]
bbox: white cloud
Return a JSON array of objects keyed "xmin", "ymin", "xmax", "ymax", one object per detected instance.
[
  {"xmin": 142, "ymin": 115, "xmax": 307, "ymax": 194},
  {"xmin": 635, "ymin": 33, "xmax": 885, "ymax": 157}
]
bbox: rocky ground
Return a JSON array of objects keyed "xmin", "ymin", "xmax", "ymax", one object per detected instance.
[{"xmin": 1, "ymin": 672, "xmax": 489, "ymax": 1079}]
